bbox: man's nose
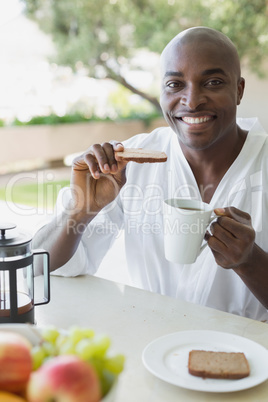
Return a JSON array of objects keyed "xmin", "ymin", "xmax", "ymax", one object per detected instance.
[{"xmin": 180, "ymin": 86, "xmax": 206, "ymax": 110}]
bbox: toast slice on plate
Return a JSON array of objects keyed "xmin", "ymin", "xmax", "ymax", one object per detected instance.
[{"xmin": 188, "ymin": 350, "xmax": 250, "ymax": 379}]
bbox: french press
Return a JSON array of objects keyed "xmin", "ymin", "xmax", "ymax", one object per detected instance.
[{"xmin": 0, "ymin": 222, "xmax": 50, "ymax": 324}]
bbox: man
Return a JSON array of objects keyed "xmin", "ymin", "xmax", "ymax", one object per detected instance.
[{"xmin": 33, "ymin": 27, "xmax": 268, "ymax": 321}]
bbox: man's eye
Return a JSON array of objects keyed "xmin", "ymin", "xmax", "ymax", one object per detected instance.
[
  {"xmin": 207, "ymin": 79, "xmax": 223, "ymax": 86},
  {"xmin": 166, "ymin": 81, "xmax": 182, "ymax": 89}
]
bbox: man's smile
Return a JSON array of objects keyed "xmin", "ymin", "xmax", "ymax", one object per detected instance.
[{"xmin": 179, "ymin": 115, "xmax": 215, "ymax": 125}]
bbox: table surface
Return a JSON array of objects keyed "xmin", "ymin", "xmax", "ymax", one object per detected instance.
[{"xmin": 34, "ymin": 275, "xmax": 268, "ymax": 402}]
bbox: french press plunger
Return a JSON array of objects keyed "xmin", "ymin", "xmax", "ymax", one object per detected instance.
[{"xmin": 0, "ymin": 222, "xmax": 50, "ymax": 324}]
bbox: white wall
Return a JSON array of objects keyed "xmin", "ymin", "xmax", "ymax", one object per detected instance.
[{"xmin": 237, "ymin": 67, "xmax": 268, "ymax": 132}]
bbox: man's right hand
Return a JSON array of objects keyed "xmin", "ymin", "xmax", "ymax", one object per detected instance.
[{"xmin": 70, "ymin": 141, "xmax": 128, "ymax": 218}]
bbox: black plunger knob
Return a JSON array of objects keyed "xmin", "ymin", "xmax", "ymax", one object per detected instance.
[{"xmin": 0, "ymin": 223, "xmax": 17, "ymax": 238}]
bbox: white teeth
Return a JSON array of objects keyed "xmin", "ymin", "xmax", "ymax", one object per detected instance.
[{"xmin": 182, "ymin": 116, "xmax": 212, "ymax": 124}]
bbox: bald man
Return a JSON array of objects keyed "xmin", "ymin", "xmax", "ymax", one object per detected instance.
[{"xmin": 33, "ymin": 27, "xmax": 268, "ymax": 321}]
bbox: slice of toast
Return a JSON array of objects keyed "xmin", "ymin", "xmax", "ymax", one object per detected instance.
[
  {"xmin": 188, "ymin": 350, "xmax": 250, "ymax": 379},
  {"xmin": 115, "ymin": 148, "xmax": 167, "ymax": 163}
]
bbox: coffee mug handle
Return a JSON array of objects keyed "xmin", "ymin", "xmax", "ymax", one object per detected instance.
[
  {"xmin": 198, "ymin": 213, "xmax": 217, "ymax": 256},
  {"xmin": 209, "ymin": 213, "xmax": 217, "ymax": 223},
  {"xmin": 199, "ymin": 242, "xmax": 208, "ymax": 256}
]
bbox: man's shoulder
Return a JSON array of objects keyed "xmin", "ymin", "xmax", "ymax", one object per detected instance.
[{"xmin": 237, "ymin": 117, "xmax": 267, "ymax": 136}]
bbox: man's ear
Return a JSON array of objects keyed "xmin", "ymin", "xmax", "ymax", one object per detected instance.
[{"xmin": 237, "ymin": 77, "xmax": 245, "ymax": 105}]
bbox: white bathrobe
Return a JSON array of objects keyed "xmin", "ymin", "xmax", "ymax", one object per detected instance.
[{"xmin": 53, "ymin": 118, "xmax": 268, "ymax": 321}]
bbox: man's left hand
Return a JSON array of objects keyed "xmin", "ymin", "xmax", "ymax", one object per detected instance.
[{"xmin": 206, "ymin": 207, "xmax": 256, "ymax": 269}]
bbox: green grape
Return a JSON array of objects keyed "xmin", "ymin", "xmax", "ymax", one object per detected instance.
[
  {"xmin": 55, "ymin": 333, "xmax": 68, "ymax": 351},
  {"xmin": 87, "ymin": 358, "xmax": 115, "ymax": 397},
  {"xmin": 99, "ymin": 369, "xmax": 116, "ymax": 397},
  {"xmin": 41, "ymin": 326, "xmax": 60, "ymax": 344},
  {"xmin": 68, "ymin": 326, "xmax": 86, "ymax": 345},
  {"xmin": 76, "ymin": 335, "xmax": 111, "ymax": 360},
  {"xmin": 81, "ymin": 328, "xmax": 95, "ymax": 339},
  {"xmin": 68, "ymin": 326, "xmax": 94, "ymax": 345},
  {"xmin": 58, "ymin": 339, "xmax": 77, "ymax": 355},
  {"xmin": 31, "ymin": 345, "xmax": 47, "ymax": 370},
  {"xmin": 76, "ymin": 338, "xmax": 96, "ymax": 360},
  {"xmin": 42, "ymin": 340, "xmax": 57, "ymax": 357},
  {"xmin": 92, "ymin": 335, "xmax": 111, "ymax": 358},
  {"xmin": 104, "ymin": 354, "xmax": 125, "ymax": 374}
]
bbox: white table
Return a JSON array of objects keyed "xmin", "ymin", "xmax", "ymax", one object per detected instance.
[{"xmin": 35, "ymin": 275, "xmax": 268, "ymax": 402}]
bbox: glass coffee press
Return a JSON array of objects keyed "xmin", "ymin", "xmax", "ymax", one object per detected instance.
[{"xmin": 0, "ymin": 222, "xmax": 50, "ymax": 324}]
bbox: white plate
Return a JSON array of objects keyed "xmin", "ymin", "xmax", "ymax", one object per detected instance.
[{"xmin": 142, "ymin": 330, "xmax": 268, "ymax": 393}]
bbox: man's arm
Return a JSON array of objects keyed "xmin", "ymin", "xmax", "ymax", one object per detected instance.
[
  {"xmin": 32, "ymin": 209, "xmax": 96, "ymax": 273},
  {"xmin": 233, "ymin": 243, "xmax": 268, "ymax": 310},
  {"xmin": 207, "ymin": 207, "xmax": 268, "ymax": 309},
  {"xmin": 33, "ymin": 142, "xmax": 127, "ymax": 272}
]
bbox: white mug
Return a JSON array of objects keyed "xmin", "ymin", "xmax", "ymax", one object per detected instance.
[{"xmin": 163, "ymin": 198, "xmax": 214, "ymax": 264}]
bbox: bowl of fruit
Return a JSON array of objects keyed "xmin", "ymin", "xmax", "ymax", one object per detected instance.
[{"xmin": 0, "ymin": 324, "xmax": 125, "ymax": 402}]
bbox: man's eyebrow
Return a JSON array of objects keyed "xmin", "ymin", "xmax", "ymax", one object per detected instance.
[
  {"xmin": 163, "ymin": 68, "xmax": 227, "ymax": 78},
  {"xmin": 164, "ymin": 71, "xmax": 183, "ymax": 78},
  {"xmin": 202, "ymin": 68, "xmax": 227, "ymax": 76}
]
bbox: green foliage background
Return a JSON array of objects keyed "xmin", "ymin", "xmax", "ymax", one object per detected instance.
[
  {"xmin": 0, "ymin": 180, "xmax": 70, "ymax": 209},
  {"xmin": 22, "ymin": 0, "xmax": 268, "ymax": 111}
]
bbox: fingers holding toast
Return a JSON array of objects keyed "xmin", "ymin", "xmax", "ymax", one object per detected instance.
[
  {"xmin": 71, "ymin": 144, "xmax": 168, "ymax": 215},
  {"xmin": 73, "ymin": 142, "xmax": 125, "ymax": 179},
  {"xmin": 73, "ymin": 145, "xmax": 168, "ymax": 181}
]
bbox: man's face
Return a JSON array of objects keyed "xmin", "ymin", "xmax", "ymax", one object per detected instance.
[{"xmin": 160, "ymin": 40, "xmax": 244, "ymax": 151}]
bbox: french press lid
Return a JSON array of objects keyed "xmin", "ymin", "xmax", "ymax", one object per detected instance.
[{"xmin": 0, "ymin": 222, "xmax": 33, "ymax": 259}]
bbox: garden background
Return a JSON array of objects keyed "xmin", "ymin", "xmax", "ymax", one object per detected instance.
[{"xmin": 0, "ymin": 0, "xmax": 267, "ymax": 283}]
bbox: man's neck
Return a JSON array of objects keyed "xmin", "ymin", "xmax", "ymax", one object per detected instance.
[{"xmin": 180, "ymin": 127, "xmax": 248, "ymax": 203}]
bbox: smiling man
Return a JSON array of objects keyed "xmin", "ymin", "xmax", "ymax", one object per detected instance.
[
  {"xmin": 160, "ymin": 27, "xmax": 247, "ymax": 203},
  {"xmin": 33, "ymin": 27, "xmax": 268, "ymax": 321}
]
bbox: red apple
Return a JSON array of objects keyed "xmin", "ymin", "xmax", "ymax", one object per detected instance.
[
  {"xmin": 0, "ymin": 331, "xmax": 32, "ymax": 393},
  {"xmin": 27, "ymin": 355, "xmax": 101, "ymax": 402}
]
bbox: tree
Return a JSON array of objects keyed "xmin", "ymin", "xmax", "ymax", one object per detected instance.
[{"xmin": 22, "ymin": 0, "xmax": 268, "ymax": 112}]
